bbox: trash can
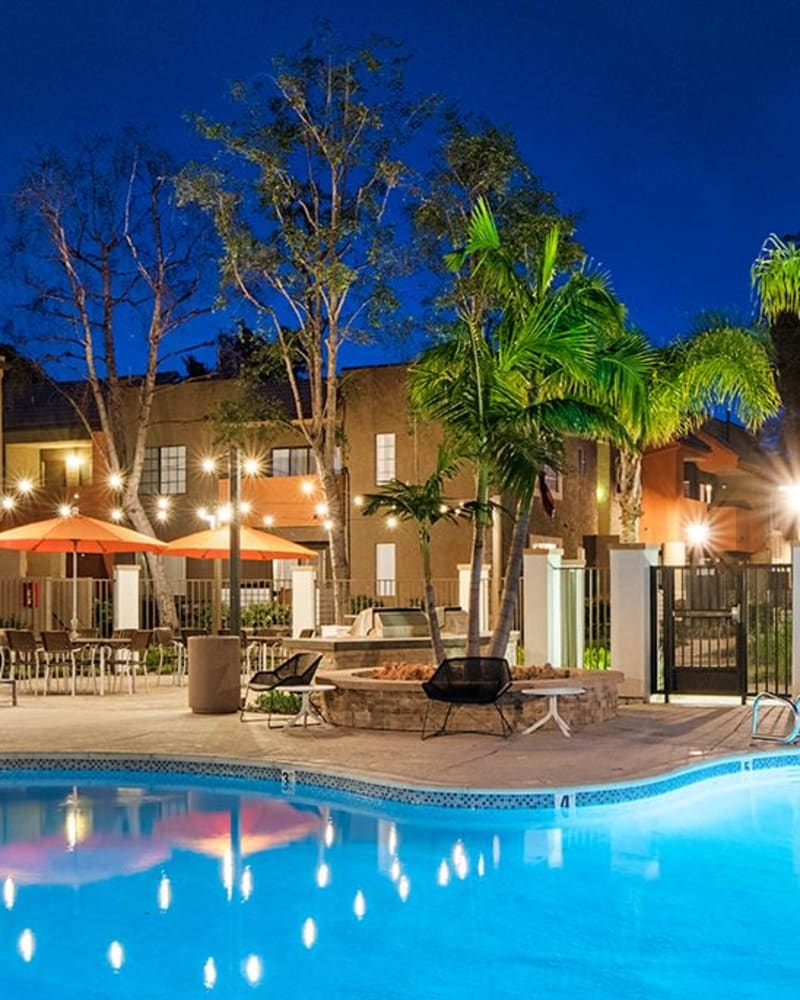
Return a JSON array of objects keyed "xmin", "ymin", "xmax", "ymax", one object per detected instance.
[{"xmin": 187, "ymin": 636, "xmax": 240, "ymax": 714}]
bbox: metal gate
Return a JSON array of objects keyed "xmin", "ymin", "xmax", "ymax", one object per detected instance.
[{"xmin": 651, "ymin": 563, "xmax": 792, "ymax": 702}]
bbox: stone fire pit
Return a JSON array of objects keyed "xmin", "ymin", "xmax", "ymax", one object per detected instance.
[{"xmin": 314, "ymin": 665, "xmax": 623, "ymax": 734}]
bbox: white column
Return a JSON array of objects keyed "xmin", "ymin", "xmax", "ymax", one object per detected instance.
[
  {"xmin": 610, "ymin": 544, "xmax": 660, "ymax": 699},
  {"xmin": 113, "ymin": 564, "xmax": 141, "ymax": 631},
  {"xmin": 291, "ymin": 565, "xmax": 317, "ymax": 638},
  {"xmin": 561, "ymin": 557, "xmax": 586, "ymax": 669},
  {"xmin": 792, "ymin": 544, "xmax": 800, "ymax": 696},
  {"xmin": 522, "ymin": 548, "xmax": 562, "ymax": 667},
  {"xmin": 457, "ymin": 563, "xmax": 490, "ymax": 633}
]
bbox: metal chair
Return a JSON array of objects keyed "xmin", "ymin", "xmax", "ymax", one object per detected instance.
[
  {"xmin": 240, "ymin": 652, "xmax": 322, "ymax": 721},
  {"xmin": 40, "ymin": 630, "xmax": 85, "ymax": 696},
  {"xmin": 421, "ymin": 657, "xmax": 513, "ymax": 739},
  {"xmin": 109, "ymin": 629, "xmax": 152, "ymax": 693},
  {"xmin": 6, "ymin": 629, "xmax": 44, "ymax": 694},
  {"xmin": 152, "ymin": 627, "xmax": 186, "ymax": 685}
]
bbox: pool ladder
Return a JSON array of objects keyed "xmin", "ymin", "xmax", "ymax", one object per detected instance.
[{"xmin": 751, "ymin": 691, "xmax": 800, "ymax": 744}]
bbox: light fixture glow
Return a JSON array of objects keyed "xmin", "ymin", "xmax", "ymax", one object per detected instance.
[
  {"xmin": 300, "ymin": 480, "xmax": 314, "ymax": 496},
  {"xmin": 65, "ymin": 453, "xmax": 83, "ymax": 470},
  {"xmin": 203, "ymin": 956, "xmax": 217, "ymax": 990},
  {"xmin": 3, "ymin": 876, "xmax": 16, "ymax": 910},
  {"xmin": 316, "ymin": 862, "xmax": 330, "ymax": 889},
  {"xmin": 322, "ymin": 518, "xmax": 334, "ymax": 532},
  {"xmin": 262, "ymin": 514, "xmax": 275, "ymax": 527},
  {"xmin": 243, "ymin": 954, "xmax": 263, "ymax": 986},
  {"xmin": 353, "ymin": 495, "xmax": 364, "ymax": 507},
  {"xmin": 156, "ymin": 496, "xmax": 170, "ymax": 512},
  {"xmin": 107, "ymin": 940, "xmax": 124, "ymax": 971},
  {"xmin": 686, "ymin": 521, "xmax": 710, "ymax": 547},
  {"xmin": 201, "ymin": 457, "xmax": 217, "ymax": 474},
  {"xmin": 110, "ymin": 508, "xmax": 123, "ymax": 522},
  {"xmin": 18, "ymin": 928, "xmax": 34, "ymax": 963},
  {"xmin": 16, "ymin": 478, "xmax": 34, "ymax": 495},
  {"xmin": 243, "ymin": 458, "xmax": 260, "ymax": 476},
  {"xmin": 158, "ymin": 874, "xmax": 172, "ymax": 912},
  {"xmin": 1, "ymin": 496, "xmax": 15, "ymax": 511},
  {"xmin": 108, "ymin": 472, "xmax": 123, "ymax": 490},
  {"xmin": 58, "ymin": 504, "xmax": 72, "ymax": 518},
  {"xmin": 301, "ymin": 917, "xmax": 317, "ymax": 949},
  {"xmin": 314, "ymin": 502, "xmax": 328, "ymax": 517},
  {"xmin": 239, "ymin": 500, "xmax": 252, "ymax": 516},
  {"xmin": 386, "ymin": 516, "xmax": 398, "ymax": 529}
]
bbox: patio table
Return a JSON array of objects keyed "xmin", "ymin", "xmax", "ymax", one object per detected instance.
[
  {"xmin": 269, "ymin": 684, "xmax": 335, "ymax": 729},
  {"xmin": 520, "ymin": 686, "xmax": 586, "ymax": 738}
]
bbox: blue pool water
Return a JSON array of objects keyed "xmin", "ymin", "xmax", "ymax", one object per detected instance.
[{"xmin": 0, "ymin": 765, "xmax": 797, "ymax": 999}]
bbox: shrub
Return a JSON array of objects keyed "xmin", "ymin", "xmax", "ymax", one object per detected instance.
[
  {"xmin": 254, "ymin": 690, "xmax": 302, "ymax": 714},
  {"xmin": 583, "ymin": 646, "xmax": 611, "ymax": 671},
  {"xmin": 241, "ymin": 601, "xmax": 291, "ymax": 628}
]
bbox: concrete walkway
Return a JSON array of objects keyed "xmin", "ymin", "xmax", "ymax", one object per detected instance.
[{"xmin": 0, "ymin": 685, "xmax": 788, "ymax": 790}]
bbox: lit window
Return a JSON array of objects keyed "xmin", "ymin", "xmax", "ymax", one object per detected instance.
[
  {"xmin": 140, "ymin": 446, "xmax": 186, "ymax": 495},
  {"xmin": 376, "ymin": 542, "xmax": 396, "ymax": 598},
  {"xmin": 542, "ymin": 464, "xmax": 562, "ymax": 499},
  {"xmin": 375, "ymin": 434, "xmax": 396, "ymax": 485},
  {"xmin": 271, "ymin": 447, "xmax": 312, "ymax": 477}
]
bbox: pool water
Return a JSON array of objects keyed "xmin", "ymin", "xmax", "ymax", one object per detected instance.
[{"xmin": 0, "ymin": 767, "xmax": 797, "ymax": 999}]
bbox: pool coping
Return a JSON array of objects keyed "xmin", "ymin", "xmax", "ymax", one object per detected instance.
[{"xmin": 0, "ymin": 748, "xmax": 798, "ymax": 812}]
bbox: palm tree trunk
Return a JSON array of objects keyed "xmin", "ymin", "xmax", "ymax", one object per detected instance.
[
  {"xmin": 488, "ymin": 498, "xmax": 530, "ymax": 659},
  {"xmin": 467, "ymin": 466, "xmax": 490, "ymax": 656},
  {"xmin": 420, "ymin": 535, "xmax": 446, "ymax": 664},
  {"xmin": 617, "ymin": 449, "xmax": 643, "ymax": 544}
]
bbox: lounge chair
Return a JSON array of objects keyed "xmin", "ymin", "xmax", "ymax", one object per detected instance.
[
  {"xmin": 240, "ymin": 652, "xmax": 322, "ymax": 721},
  {"xmin": 751, "ymin": 691, "xmax": 800, "ymax": 744},
  {"xmin": 421, "ymin": 656, "xmax": 513, "ymax": 740}
]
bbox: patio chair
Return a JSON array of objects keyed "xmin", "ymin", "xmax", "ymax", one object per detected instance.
[
  {"xmin": 240, "ymin": 652, "xmax": 322, "ymax": 721},
  {"xmin": 40, "ymin": 629, "xmax": 96, "ymax": 696},
  {"xmin": 751, "ymin": 691, "xmax": 800, "ymax": 744},
  {"xmin": 6, "ymin": 629, "xmax": 44, "ymax": 694},
  {"xmin": 152, "ymin": 627, "xmax": 186, "ymax": 685},
  {"xmin": 108, "ymin": 629, "xmax": 152, "ymax": 694},
  {"xmin": 421, "ymin": 656, "xmax": 513, "ymax": 740}
]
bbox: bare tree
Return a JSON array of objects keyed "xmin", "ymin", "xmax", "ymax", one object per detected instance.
[{"xmin": 12, "ymin": 131, "xmax": 214, "ymax": 627}]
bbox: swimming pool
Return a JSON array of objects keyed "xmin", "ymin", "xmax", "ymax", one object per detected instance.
[{"xmin": 0, "ymin": 760, "xmax": 797, "ymax": 999}]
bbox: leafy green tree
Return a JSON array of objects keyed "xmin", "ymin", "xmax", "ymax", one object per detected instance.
[
  {"xmin": 615, "ymin": 323, "xmax": 780, "ymax": 542},
  {"xmin": 411, "ymin": 200, "xmax": 650, "ymax": 657},
  {"xmin": 752, "ymin": 234, "xmax": 800, "ymax": 456},
  {"xmin": 178, "ymin": 36, "xmax": 433, "ymax": 623},
  {"xmin": 360, "ymin": 447, "xmax": 459, "ymax": 663}
]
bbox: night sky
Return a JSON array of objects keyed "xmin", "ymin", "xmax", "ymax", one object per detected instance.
[{"xmin": 2, "ymin": 0, "xmax": 798, "ymax": 366}]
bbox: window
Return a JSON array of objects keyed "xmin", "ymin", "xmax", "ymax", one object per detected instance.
[
  {"xmin": 576, "ymin": 447, "xmax": 587, "ymax": 475},
  {"xmin": 40, "ymin": 447, "xmax": 92, "ymax": 488},
  {"xmin": 271, "ymin": 447, "xmax": 312, "ymax": 477},
  {"xmin": 375, "ymin": 433, "xmax": 396, "ymax": 485},
  {"xmin": 140, "ymin": 446, "xmax": 186, "ymax": 495},
  {"xmin": 376, "ymin": 542, "xmax": 396, "ymax": 598},
  {"xmin": 542, "ymin": 464, "xmax": 562, "ymax": 499},
  {"xmin": 683, "ymin": 461, "xmax": 714, "ymax": 504}
]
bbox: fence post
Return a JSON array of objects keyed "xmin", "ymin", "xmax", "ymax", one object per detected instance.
[
  {"xmin": 292, "ymin": 565, "xmax": 317, "ymax": 637},
  {"xmin": 610, "ymin": 544, "xmax": 660, "ymax": 700},
  {"xmin": 114, "ymin": 565, "xmax": 141, "ymax": 631},
  {"xmin": 561, "ymin": 558, "xmax": 586, "ymax": 669},
  {"xmin": 792, "ymin": 544, "xmax": 800, "ymax": 696},
  {"xmin": 522, "ymin": 547, "xmax": 562, "ymax": 667}
]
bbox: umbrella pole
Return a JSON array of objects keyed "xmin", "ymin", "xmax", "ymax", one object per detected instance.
[
  {"xmin": 70, "ymin": 540, "xmax": 79, "ymax": 637},
  {"xmin": 213, "ymin": 559, "xmax": 222, "ymax": 634}
]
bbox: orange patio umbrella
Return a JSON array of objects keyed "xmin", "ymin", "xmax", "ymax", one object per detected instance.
[
  {"xmin": 0, "ymin": 833, "xmax": 170, "ymax": 886},
  {"xmin": 162, "ymin": 525, "xmax": 316, "ymax": 561},
  {"xmin": 0, "ymin": 513, "xmax": 166, "ymax": 632},
  {"xmin": 154, "ymin": 799, "xmax": 322, "ymax": 858}
]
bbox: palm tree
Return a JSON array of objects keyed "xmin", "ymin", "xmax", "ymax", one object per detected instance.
[
  {"xmin": 752, "ymin": 234, "xmax": 800, "ymax": 456},
  {"xmin": 616, "ymin": 322, "xmax": 780, "ymax": 543},
  {"xmin": 359, "ymin": 448, "xmax": 460, "ymax": 663},
  {"xmin": 411, "ymin": 199, "xmax": 651, "ymax": 657}
]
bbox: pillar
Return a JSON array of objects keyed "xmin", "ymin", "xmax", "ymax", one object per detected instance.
[
  {"xmin": 610, "ymin": 544, "xmax": 660, "ymax": 699},
  {"xmin": 292, "ymin": 565, "xmax": 317, "ymax": 638},
  {"xmin": 113, "ymin": 564, "xmax": 140, "ymax": 631},
  {"xmin": 458, "ymin": 563, "xmax": 490, "ymax": 633},
  {"xmin": 522, "ymin": 547, "xmax": 562, "ymax": 667}
]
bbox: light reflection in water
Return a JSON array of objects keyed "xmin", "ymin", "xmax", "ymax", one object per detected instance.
[
  {"xmin": 107, "ymin": 940, "xmax": 124, "ymax": 971},
  {"xmin": 17, "ymin": 928, "xmax": 34, "ymax": 962},
  {"xmin": 203, "ymin": 956, "xmax": 217, "ymax": 990},
  {"xmin": 243, "ymin": 954, "xmax": 263, "ymax": 986},
  {"xmin": 3, "ymin": 875, "xmax": 15, "ymax": 910}
]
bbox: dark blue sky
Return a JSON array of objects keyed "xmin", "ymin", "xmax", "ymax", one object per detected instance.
[{"xmin": 2, "ymin": 0, "xmax": 798, "ymax": 365}]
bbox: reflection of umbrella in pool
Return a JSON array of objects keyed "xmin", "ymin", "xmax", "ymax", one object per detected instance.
[
  {"xmin": 0, "ymin": 833, "xmax": 170, "ymax": 886},
  {"xmin": 154, "ymin": 800, "xmax": 322, "ymax": 858},
  {"xmin": 0, "ymin": 513, "xmax": 166, "ymax": 632}
]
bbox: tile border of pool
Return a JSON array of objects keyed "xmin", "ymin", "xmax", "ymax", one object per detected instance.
[{"xmin": 0, "ymin": 748, "xmax": 798, "ymax": 810}]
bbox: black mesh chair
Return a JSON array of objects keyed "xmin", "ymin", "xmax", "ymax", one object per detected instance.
[
  {"xmin": 421, "ymin": 656, "xmax": 513, "ymax": 739},
  {"xmin": 240, "ymin": 652, "xmax": 322, "ymax": 721}
]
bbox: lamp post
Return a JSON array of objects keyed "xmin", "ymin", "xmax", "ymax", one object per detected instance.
[{"xmin": 229, "ymin": 446, "xmax": 241, "ymax": 637}]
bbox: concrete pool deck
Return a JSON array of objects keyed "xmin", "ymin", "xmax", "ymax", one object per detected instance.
[{"xmin": 0, "ymin": 685, "xmax": 790, "ymax": 790}]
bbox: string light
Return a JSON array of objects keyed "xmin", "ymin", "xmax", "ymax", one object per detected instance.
[{"xmin": 108, "ymin": 472, "xmax": 123, "ymax": 490}]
